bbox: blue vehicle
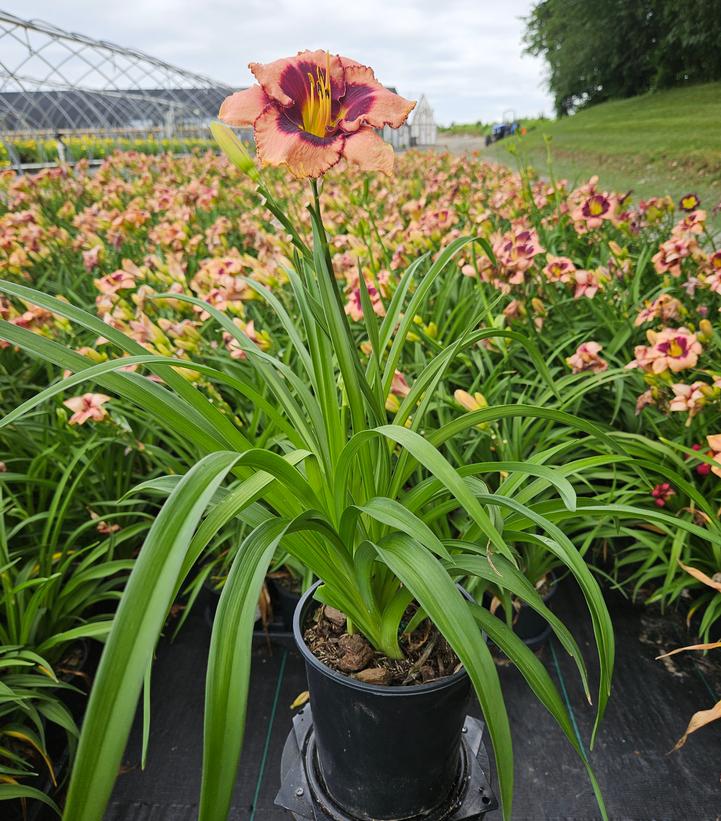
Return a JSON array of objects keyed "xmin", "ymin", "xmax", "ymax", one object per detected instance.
[{"xmin": 485, "ymin": 110, "xmax": 520, "ymax": 146}]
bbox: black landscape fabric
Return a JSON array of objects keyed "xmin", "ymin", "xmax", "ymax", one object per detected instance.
[{"xmin": 102, "ymin": 584, "xmax": 721, "ymax": 820}]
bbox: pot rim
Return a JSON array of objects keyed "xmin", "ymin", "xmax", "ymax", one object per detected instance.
[{"xmin": 294, "ymin": 580, "xmax": 469, "ymax": 696}]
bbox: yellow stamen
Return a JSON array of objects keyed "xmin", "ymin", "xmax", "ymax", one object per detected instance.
[{"xmin": 301, "ymin": 52, "xmax": 335, "ymax": 137}]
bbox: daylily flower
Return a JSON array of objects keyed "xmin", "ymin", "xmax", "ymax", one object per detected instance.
[
  {"xmin": 669, "ymin": 382, "xmax": 707, "ymax": 420},
  {"xmin": 344, "ymin": 278, "xmax": 385, "ymax": 321},
  {"xmin": 708, "ymin": 250, "xmax": 721, "ymax": 273},
  {"xmin": 573, "ymin": 269, "xmax": 603, "ymax": 299},
  {"xmin": 635, "ymin": 388, "xmax": 656, "ymax": 415},
  {"xmin": 672, "ymin": 209, "xmax": 706, "ymax": 236},
  {"xmin": 503, "ymin": 299, "xmax": 525, "ymax": 320},
  {"xmin": 705, "ymin": 434, "xmax": 721, "ymax": 478},
  {"xmin": 679, "ymin": 193, "xmax": 701, "ymax": 212},
  {"xmin": 634, "ymin": 294, "xmax": 683, "ymax": 327},
  {"xmin": 385, "ymin": 370, "xmax": 411, "ymax": 412},
  {"xmin": 219, "ymin": 50, "xmax": 415, "ymax": 178},
  {"xmin": 95, "ymin": 269, "xmax": 137, "ymax": 295},
  {"xmin": 581, "ymin": 193, "xmax": 611, "ymax": 221},
  {"xmin": 454, "ymin": 389, "xmax": 490, "ymax": 429},
  {"xmin": 63, "ymin": 393, "xmax": 111, "ymax": 425},
  {"xmin": 543, "ymin": 254, "xmax": 575, "ymax": 283},
  {"xmin": 390, "ymin": 370, "xmax": 411, "ymax": 399},
  {"xmin": 652, "ymin": 237, "xmax": 695, "ymax": 277},
  {"xmin": 626, "ymin": 327, "xmax": 703, "ymax": 374},
  {"xmin": 566, "ymin": 341, "xmax": 608, "ymax": 374},
  {"xmin": 222, "ymin": 319, "xmax": 271, "ymax": 360},
  {"xmin": 569, "ymin": 192, "xmax": 614, "ymax": 230},
  {"xmin": 491, "ymin": 225, "xmax": 543, "ymax": 283},
  {"xmin": 651, "ymin": 483, "xmax": 675, "ymax": 507},
  {"xmin": 82, "ymin": 244, "xmax": 103, "ymax": 271}
]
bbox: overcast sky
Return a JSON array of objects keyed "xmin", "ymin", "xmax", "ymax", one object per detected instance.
[{"xmin": 7, "ymin": 1, "xmax": 553, "ymax": 124}]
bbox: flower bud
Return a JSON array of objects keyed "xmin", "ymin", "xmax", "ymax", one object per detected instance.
[
  {"xmin": 699, "ymin": 319, "xmax": 713, "ymax": 339},
  {"xmin": 210, "ymin": 122, "xmax": 260, "ymax": 181}
]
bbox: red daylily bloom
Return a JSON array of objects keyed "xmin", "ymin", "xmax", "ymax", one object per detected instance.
[
  {"xmin": 219, "ymin": 50, "xmax": 415, "ymax": 179},
  {"xmin": 651, "ymin": 483, "xmax": 675, "ymax": 507}
]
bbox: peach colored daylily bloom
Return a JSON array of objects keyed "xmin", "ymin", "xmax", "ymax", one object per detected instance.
[
  {"xmin": 63, "ymin": 393, "xmax": 111, "ymax": 425},
  {"xmin": 222, "ymin": 319, "xmax": 271, "ymax": 360},
  {"xmin": 573, "ymin": 269, "xmax": 602, "ymax": 299},
  {"xmin": 634, "ymin": 294, "xmax": 683, "ymax": 327},
  {"xmin": 669, "ymin": 382, "xmax": 707, "ymax": 421},
  {"xmin": 566, "ymin": 341, "xmax": 608, "ymax": 374},
  {"xmin": 390, "ymin": 370, "xmax": 411, "ymax": 399},
  {"xmin": 219, "ymin": 50, "xmax": 415, "ymax": 179},
  {"xmin": 543, "ymin": 254, "xmax": 575, "ymax": 283},
  {"xmin": 652, "ymin": 237, "xmax": 694, "ymax": 278},
  {"xmin": 706, "ymin": 434, "xmax": 721, "ymax": 478},
  {"xmin": 627, "ymin": 327, "xmax": 703, "ymax": 374}
]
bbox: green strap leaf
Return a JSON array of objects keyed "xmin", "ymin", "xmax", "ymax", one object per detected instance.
[
  {"xmin": 373, "ymin": 533, "xmax": 514, "ymax": 820},
  {"xmin": 0, "ymin": 783, "xmax": 60, "ymax": 814},
  {"xmin": 468, "ymin": 603, "xmax": 607, "ymax": 820},
  {"xmin": 62, "ymin": 451, "xmax": 241, "ymax": 821},
  {"xmin": 199, "ymin": 516, "xmax": 291, "ymax": 820}
]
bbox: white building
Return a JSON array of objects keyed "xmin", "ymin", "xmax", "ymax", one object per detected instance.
[
  {"xmin": 382, "ymin": 122, "xmax": 410, "ymax": 149},
  {"xmin": 410, "ymin": 95, "xmax": 436, "ymax": 146},
  {"xmin": 381, "ymin": 91, "xmax": 436, "ymax": 150}
]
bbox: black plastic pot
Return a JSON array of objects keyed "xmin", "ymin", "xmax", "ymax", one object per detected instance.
[
  {"xmin": 267, "ymin": 575, "xmax": 302, "ymax": 632},
  {"xmin": 293, "ymin": 581, "xmax": 471, "ymax": 820},
  {"xmin": 493, "ymin": 573, "xmax": 559, "ymax": 648}
]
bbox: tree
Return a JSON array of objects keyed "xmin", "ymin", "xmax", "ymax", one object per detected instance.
[{"xmin": 524, "ymin": 0, "xmax": 721, "ymax": 116}]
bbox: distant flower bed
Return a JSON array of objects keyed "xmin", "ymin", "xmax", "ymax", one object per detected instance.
[
  {"xmin": 1, "ymin": 147, "xmax": 720, "ymax": 624},
  {"xmin": 0, "ymin": 135, "xmax": 218, "ymax": 166}
]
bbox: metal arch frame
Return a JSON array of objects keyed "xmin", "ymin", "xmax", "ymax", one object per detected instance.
[
  {"xmin": 0, "ymin": 9, "xmax": 233, "ymax": 152},
  {"xmin": 0, "ymin": 11, "xmax": 226, "ymax": 90}
]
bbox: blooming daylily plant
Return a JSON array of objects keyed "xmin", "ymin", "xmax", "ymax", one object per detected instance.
[{"xmin": 219, "ymin": 50, "xmax": 415, "ymax": 178}]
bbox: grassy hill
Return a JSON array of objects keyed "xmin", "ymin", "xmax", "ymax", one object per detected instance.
[{"xmin": 484, "ymin": 83, "xmax": 721, "ymax": 216}]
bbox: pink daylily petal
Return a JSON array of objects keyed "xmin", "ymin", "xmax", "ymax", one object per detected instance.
[
  {"xmin": 337, "ymin": 63, "xmax": 416, "ymax": 133},
  {"xmin": 342, "ymin": 127, "xmax": 394, "ymax": 175},
  {"xmin": 250, "ymin": 49, "xmax": 345, "ymax": 109},
  {"xmin": 219, "ymin": 85, "xmax": 272, "ymax": 126}
]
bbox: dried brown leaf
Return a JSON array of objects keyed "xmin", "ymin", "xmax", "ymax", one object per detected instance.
[
  {"xmin": 656, "ymin": 640, "xmax": 721, "ymax": 660},
  {"xmin": 673, "ymin": 698, "xmax": 721, "ymax": 751},
  {"xmin": 679, "ymin": 561, "xmax": 721, "ymax": 592}
]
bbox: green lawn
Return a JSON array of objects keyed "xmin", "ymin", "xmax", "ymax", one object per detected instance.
[{"xmin": 484, "ymin": 83, "xmax": 721, "ymax": 220}]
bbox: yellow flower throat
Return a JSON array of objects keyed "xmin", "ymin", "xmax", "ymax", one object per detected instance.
[{"xmin": 302, "ymin": 53, "xmax": 335, "ymax": 137}]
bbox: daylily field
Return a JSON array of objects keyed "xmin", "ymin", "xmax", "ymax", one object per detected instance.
[{"xmin": 2, "ymin": 143, "xmax": 721, "ymax": 805}]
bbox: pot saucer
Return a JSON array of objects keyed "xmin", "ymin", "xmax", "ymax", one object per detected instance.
[{"xmin": 275, "ymin": 705, "xmax": 497, "ymax": 820}]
